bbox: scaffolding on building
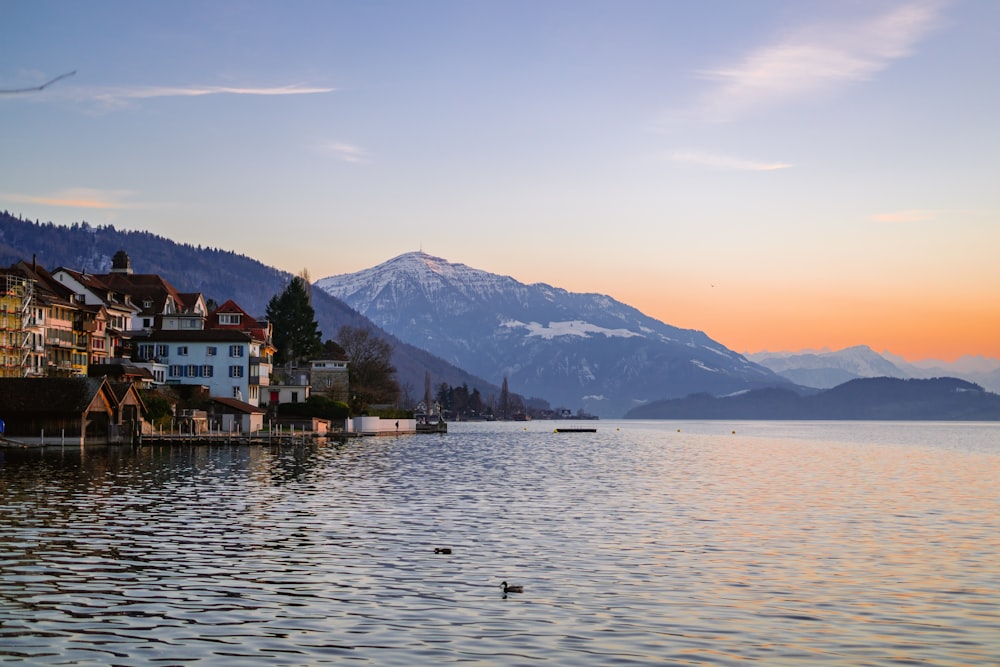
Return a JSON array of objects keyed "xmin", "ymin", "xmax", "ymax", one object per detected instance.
[{"xmin": 2, "ymin": 274, "xmax": 34, "ymax": 377}]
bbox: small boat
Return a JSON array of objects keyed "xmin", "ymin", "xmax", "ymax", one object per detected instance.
[
  {"xmin": 416, "ymin": 413, "xmax": 447, "ymax": 433},
  {"xmin": 554, "ymin": 427, "xmax": 597, "ymax": 433}
]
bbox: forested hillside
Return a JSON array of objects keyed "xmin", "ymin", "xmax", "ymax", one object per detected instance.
[
  {"xmin": 0, "ymin": 212, "xmax": 500, "ymax": 403},
  {"xmin": 1, "ymin": 211, "xmax": 293, "ymax": 313},
  {"xmin": 625, "ymin": 377, "xmax": 1000, "ymax": 420}
]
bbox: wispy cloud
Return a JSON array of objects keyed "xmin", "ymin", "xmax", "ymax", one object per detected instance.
[
  {"xmin": 88, "ymin": 83, "xmax": 334, "ymax": 108},
  {"xmin": 671, "ymin": 150, "xmax": 792, "ymax": 171},
  {"xmin": 1, "ymin": 188, "xmax": 140, "ymax": 210},
  {"xmin": 692, "ymin": 2, "xmax": 945, "ymax": 121},
  {"xmin": 322, "ymin": 142, "xmax": 368, "ymax": 164}
]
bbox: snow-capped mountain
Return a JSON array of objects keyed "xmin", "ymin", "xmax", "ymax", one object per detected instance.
[
  {"xmin": 747, "ymin": 345, "xmax": 906, "ymax": 389},
  {"xmin": 749, "ymin": 346, "xmax": 1000, "ymax": 393},
  {"xmin": 884, "ymin": 352, "xmax": 1000, "ymax": 393},
  {"xmin": 316, "ymin": 252, "xmax": 789, "ymax": 417}
]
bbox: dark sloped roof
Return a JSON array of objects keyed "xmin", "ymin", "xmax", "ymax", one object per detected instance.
[
  {"xmin": 206, "ymin": 300, "xmax": 271, "ymax": 344},
  {"xmin": 8, "ymin": 261, "xmax": 76, "ymax": 307},
  {"xmin": 91, "ymin": 272, "xmax": 203, "ymax": 316},
  {"xmin": 108, "ymin": 382, "xmax": 148, "ymax": 414},
  {"xmin": 207, "ymin": 299, "xmax": 258, "ymax": 325},
  {"xmin": 89, "ymin": 364, "xmax": 154, "ymax": 381},
  {"xmin": 139, "ymin": 329, "xmax": 252, "ymax": 343},
  {"xmin": 211, "ymin": 397, "xmax": 265, "ymax": 414},
  {"xmin": 0, "ymin": 378, "xmax": 110, "ymax": 414}
]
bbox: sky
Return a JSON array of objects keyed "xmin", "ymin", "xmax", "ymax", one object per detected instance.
[{"xmin": 2, "ymin": 1, "xmax": 998, "ymax": 362}]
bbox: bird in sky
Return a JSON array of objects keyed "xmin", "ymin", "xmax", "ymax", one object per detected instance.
[{"xmin": 0, "ymin": 70, "xmax": 76, "ymax": 94}]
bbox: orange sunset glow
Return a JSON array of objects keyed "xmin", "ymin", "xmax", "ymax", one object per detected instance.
[{"xmin": 3, "ymin": 2, "xmax": 999, "ymax": 363}]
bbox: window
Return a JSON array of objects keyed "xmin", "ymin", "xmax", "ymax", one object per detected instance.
[
  {"xmin": 153, "ymin": 369, "xmax": 165, "ymax": 383},
  {"xmin": 143, "ymin": 318, "xmax": 153, "ymax": 328},
  {"xmin": 169, "ymin": 365, "xmax": 182, "ymax": 377},
  {"xmin": 219, "ymin": 313, "xmax": 241, "ymax": 325},
  {"xmin": 202, "ymin": 365, "xmax": 214, "ymax": 377},
  {"xmin": 229, "ymin": 365, "xmax": 244, "ymax": 377},
  {"xmin": 186, "ymin": 364, "xmax": 199, "ymax": 377},
  {"xmin": 137, "ymin": 344, "xmax": 154, "ymax": 359},
  {"xmin": 206, "ymin": 346, "xmax": 217, "ymax": 356},
  {"xmin": 177, "ymin": 346, "xmax": 189, "ymax": 356},
  {"xmin": 232, "ymin": 387, "xmax": 242, "ymax": 398},
  {"xmin": 291, "ymin": 391, "xmax": 299, "ymax": 403},
  {"xmin": 156, "ymin": 344, "xmax": 168, "ymax": 356},
  {"xmin": 229, "ymin": 345, "xmax": 244, "ymax": 357}
]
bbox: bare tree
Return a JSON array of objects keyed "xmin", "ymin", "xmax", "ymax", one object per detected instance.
[{"xmin": 337, "ymin": 325, "xmax": 400, "ymax": 413}]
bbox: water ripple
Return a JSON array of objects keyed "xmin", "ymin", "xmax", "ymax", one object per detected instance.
[{"xmin": 1, "ymin": 421, "xmax": 998, "ymax": 664}]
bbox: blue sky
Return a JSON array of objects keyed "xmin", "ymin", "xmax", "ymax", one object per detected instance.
[{"xmin": 2, "ymin": 1, "xmax": 998, "ymax": 360}]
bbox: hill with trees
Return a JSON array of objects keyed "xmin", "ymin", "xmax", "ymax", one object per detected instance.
[
  {"xmin": 0, "ymin": 211, "xmax": 500, "ymax": 404},
  {"xmin": 625, "ymin": 377, "xmax": 1000, "ymax": 420}
]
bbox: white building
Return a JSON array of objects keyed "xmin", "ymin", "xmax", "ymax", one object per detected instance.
[{"xmin": 133, "ymin": 329, "xmax": 269, "ymax": 404}]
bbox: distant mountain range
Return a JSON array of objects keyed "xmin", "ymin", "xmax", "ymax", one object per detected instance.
[
  {"xmin": 748, "ymin": 346, "xmax": 1000, "ymax": 394},
  {"xmin": 625, "ymin": 377, "xmax": 1000, "ymax": 421},
  {"xmin": 316, "ymin": 251, "xmax": 791, "ymax": 417}
]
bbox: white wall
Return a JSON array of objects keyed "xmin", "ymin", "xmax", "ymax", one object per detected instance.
[{"xmin": 349, "ymin": 417, "xmax": 416, "ymax": 435}]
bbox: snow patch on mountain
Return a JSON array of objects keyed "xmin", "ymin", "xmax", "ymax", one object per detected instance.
[
  {"xmin": 704, "ymin": 345, "xmax": 736, "ymax": 359},
  {"xmin": 315, "ymin": 251, "xmax": 789, "ymax": 416},
  {"xmin": 690, "ymin": 359, "xmax": 719, "ymax": 373},
  {"xmin": 503, "ymin": 319, "xmax": 642, "ymax": 340}
]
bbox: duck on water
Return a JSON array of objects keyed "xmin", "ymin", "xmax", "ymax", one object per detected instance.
[{"xmin": 500, "ymin": 581, "xmax": 523, "ymax": 594}]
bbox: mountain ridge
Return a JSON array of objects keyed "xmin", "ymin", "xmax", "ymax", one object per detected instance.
[
  {"xmin": 317, "ymin": 251, "xmax": 792, "ymax": 417},
  {"xmin": 749, "ymin": 345, "xmax": 1000, "ymax": 393},
  {"xmin": 10, "ymin": 212, "xmax": 993, "ymax": 419},
  {"xmin": 625, "ymin": 376, "xmax": 1000, "ymax": 420},
  {"xmin": 0, "ymin": 212, "xmax": 500, "ymax": 401}
]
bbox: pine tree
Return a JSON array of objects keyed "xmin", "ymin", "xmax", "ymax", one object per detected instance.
[
  {"xmin": 500, "ymin": 375, "xmax": 510, "ymax": 420},
  {"xmin": 267, "ymin": 277, "xmax": 323, "ymax": 366}
]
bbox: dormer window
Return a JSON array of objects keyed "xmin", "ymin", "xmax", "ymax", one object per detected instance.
[
  {"xmin": 219, "ymin": 313, "xmax": 242, "ymax": 325},
  {"xmin": 143, "ymin": 299, "xmax": 153, "ymax": 309}
]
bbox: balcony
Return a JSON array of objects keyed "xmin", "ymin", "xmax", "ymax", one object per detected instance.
[{"xmin": 46, "ymin": 336, "xmax": 76, "ymax": 349}]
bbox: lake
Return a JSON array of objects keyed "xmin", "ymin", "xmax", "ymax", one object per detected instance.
[{"xmin": 1, "ymin": 420, "xmax": 998, "ymax": 665}]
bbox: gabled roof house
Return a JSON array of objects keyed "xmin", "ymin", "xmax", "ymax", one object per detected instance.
[{"xmin": 0, "ymin": 377, "xmax": 118, "ymax": 444}]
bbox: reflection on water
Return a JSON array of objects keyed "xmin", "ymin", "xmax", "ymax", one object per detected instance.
[{"xmin": 1, "ymin": 421, "xmax": 998, "ymax": 665}]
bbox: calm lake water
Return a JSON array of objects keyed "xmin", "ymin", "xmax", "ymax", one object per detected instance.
[{"xmin": 1, "ymin": 420, "xmax": 998, "ymax": 666}]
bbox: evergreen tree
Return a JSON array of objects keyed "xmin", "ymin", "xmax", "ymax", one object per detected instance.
[
  {"xmin": 267, "ymin": 277, "xmax": 323, "ymax": 366},
  {"xmin": 500, "ymin": 375, "xmax": 510, "ymax": 420},
  {"xmin": 469, "ymin": 387, "xmax": 484, "ymax": 418}
]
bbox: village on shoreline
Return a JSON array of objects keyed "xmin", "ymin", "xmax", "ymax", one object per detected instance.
[{"xmin": 0, "ymin": 250, "xmax": 439, "ymax": 446}]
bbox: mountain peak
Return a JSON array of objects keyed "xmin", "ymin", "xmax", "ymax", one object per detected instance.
[{"xmin": 316, "ymin": 254, "xmax": 786, "ymax": 417}]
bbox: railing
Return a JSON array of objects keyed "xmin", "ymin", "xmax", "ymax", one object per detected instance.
[{"xmin": 45, "ymin": 331, "xmax": 77, "ymax": 347}]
